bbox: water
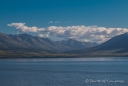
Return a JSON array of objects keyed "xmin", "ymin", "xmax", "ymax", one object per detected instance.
[{"xmin": 0, "ymin": 58, "xmax": 128, "ymax": 86}]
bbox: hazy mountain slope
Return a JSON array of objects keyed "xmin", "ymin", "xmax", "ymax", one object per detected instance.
[
  {"xmin": 57, "ymin": 39, "xmax": 98, "ymax": 50},
  {"xmin": 0, "ymin": 32, "xmax": 25, "ymax": 49},
  {"xmin": 8, "ymin": 34, "xmax": 70, "ymax": 52},
  {"xmin": 67, "ymin": 33, "xmax": 128, "ymax": 54}
]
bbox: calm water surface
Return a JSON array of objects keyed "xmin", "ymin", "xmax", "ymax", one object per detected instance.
[{"xmin": 0, "ymin": 57, "xmax": 128, "ymax": 86}]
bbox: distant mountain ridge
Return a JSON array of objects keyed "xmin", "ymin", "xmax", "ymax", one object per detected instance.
[
  {"xmin": 57, "ymin": 39, "xmax": 97, "ymax": 50},
  {"xmin": 67, "ymin": 33, "xmax": 128, "ymax": 54},
  {"xmin": 0, "ymin": 32, "xmax": 98, "ymax": 53}
]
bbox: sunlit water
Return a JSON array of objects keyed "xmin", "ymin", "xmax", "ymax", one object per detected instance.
[{"xmin": 0, "ymin": 57, "xmax": 128, "ymax": 86}]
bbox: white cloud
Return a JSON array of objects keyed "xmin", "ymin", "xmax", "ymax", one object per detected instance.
[
  {"xmin": 38, "ymin": 33, "xmax": 49, "ymax": 38},
  {"xmin": 55, "ymin": 21, "xmax": 61, "ymax": 23},
  {"xmin": 8, "ymin": 23, "xmax": 128, "ymax": 43},
  {"xmin": 48, "ymin": 21, "xmax": 53, "ymax": 23},
  {"xmin": 83, "ymin": 39, "xmax": 89, "ymax": 42},
  {"xmin": 48, "ymin": 21, "xmax": 61, "ymax": 24},
  {"xmin": 7, "ymin": 23, "xmax": 44, "ymax": 33},
  {"xmin": 66, "ymin": 21, "xmax": 71, "ymax": 23}
]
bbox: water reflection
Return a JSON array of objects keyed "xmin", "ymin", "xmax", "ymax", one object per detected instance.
[{"xmin": 0, "ymin": 57, "xmax": 128, "ymax": 62}]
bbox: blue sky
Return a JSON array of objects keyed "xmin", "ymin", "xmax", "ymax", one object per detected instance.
[{"xmin": 1, "ymin": 0, "xmax": 128, "ymax": 42}]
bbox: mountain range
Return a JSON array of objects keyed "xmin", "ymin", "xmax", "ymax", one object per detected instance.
[
  {"xmin": 67, "ymin": 33, "xmax": 128, "ymax": 54},
  {"xmin": 0, "ymin": 32, "xmax": 97, "ymax": 54},
  {"xmin": 1, "ymin": 31, "xmax": 128, "ymax": 57}
]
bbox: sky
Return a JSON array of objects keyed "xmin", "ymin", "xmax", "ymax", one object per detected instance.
[{"xmin": 0, "ymin": 0, "xmax": 128, "ymax": 43}]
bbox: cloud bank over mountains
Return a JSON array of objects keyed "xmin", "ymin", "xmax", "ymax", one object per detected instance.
[{"xmin": 8, "ymin": 23, "xmax": 128, "ymax": 43}]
